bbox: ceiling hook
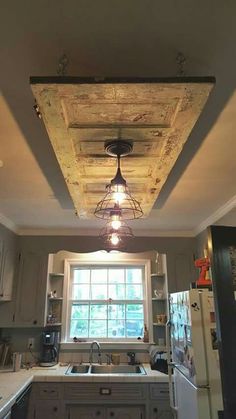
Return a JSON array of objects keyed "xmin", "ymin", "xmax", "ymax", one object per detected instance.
[
  {"xmin": 57, "ymin": 53, "xmax": 69, "ymax": 76},
  {"xmin": 176, "ymin": 52, "xmax": 187, "ymax": 76}
]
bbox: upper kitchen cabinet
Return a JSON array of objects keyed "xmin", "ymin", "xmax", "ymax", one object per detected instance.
[
  {"xmin": 14, "ymin": 251, "xmax": 48, "ymax": 327},
  {"xmin": 0, "ymin": 238, "xmax": 16, "ymax": 302}
]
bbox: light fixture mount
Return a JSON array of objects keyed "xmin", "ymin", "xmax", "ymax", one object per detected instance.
[{"xmin": 105, "ymin": 139, "xmax": 133, "ymax": 158}]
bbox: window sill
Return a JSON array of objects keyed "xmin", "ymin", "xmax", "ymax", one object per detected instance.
[{"xmin": 60, "ymin": 341, "xmax": 152, "ymax": 351}]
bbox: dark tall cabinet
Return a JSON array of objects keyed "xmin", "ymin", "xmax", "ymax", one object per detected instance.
[{"xmin": 209, "ymin": 226, "xmax": 236, "ymax": 419}]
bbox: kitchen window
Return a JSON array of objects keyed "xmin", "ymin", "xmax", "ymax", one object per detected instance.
[{"xmin": 65, "ymin": 261, "xmax": 148, "ymax": 342}]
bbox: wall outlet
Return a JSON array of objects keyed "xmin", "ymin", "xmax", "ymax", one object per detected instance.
[{"xmin": 28, "ymin": 338, "xmax": 34, "ymax": 349}]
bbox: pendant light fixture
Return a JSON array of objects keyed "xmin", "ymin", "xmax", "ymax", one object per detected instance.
[
  {"xmin": 99, "ymin": 219, "xmax": 134, "ymax": 251},
  {"xmin": 94, "ymin": 139, "xmax": 143, "ymax": 221}
]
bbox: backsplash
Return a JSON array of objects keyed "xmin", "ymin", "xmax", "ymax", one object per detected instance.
[
  {"xmin": 59, "ymin": 350, "xmax": 150, "ymax": 364},
  {"xmin": 0, "ymin": 327, "xmax": 150, "ymax": 367}
]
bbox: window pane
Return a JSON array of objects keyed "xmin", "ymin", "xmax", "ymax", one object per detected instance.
[
  {"xmin": 91, "ymin": 285, "xmax": 107, "ymax": 300},
  {"xmin": 89, "ymin": 320, "xmax": 107, "ymax": 337},
  {"xmin": 69, "ymin": 264, "xmax": 145, "ymax": 340},
  {"xmin": 73, "ymin": 269, "xmax": 90, "ymax": 284},
  {"xmin": 109, "ymin": 284, "xmax": 125, "ymax": 299},
  {"xmin": 72, "ymin": 284, "xmax": 89, "ymax": 299},
  {"xmin": 126, "ymin": 268, "xmax": 142, "ymax": 283},
  {"xmin": 126, "ymin": 284, "xmax": 143, "ymax": 300},
  {"xmin": 71, "ymin": 304, "xmax": 89, "ymax": 319},
  {"xmin": 90, "ymin": 304, "xmax": 107, "ymax": 319},
  {"xmin": 108, "ymin": 269, "xmax": 124, "ymax": 283},
  {"xmin": 108, "ymin": 320, "xmax": 125, "ymax": 337},
  {"xmin": 70, "ymin": 319, "xmax": 88, "ymax": 338},
  {"xmin": 126, "ymin": 304, "xmax": 144, "ymax": 319},
  {"xmin": 126, "ymin": 320, "xmax": 144, "ymax": 337},
  {"xmin": 108, "ymin": 304, "xmax": 125, "ymax": 320},
  {"xmin": 91, "ymin": 269, "xmax": 107, "ymax": 283}
]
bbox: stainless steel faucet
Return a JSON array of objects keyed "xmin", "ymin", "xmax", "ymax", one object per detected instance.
[{"xmin": 89, "ymin": 340, "xmax": 102, "ymax": 364}]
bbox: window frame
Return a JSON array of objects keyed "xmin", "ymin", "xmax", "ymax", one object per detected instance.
[{"xmin": 62, "ymin": 254, "xmax": 152, "ymax": 344}]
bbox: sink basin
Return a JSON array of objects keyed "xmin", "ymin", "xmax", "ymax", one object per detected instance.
[
  {"xmin": 65, "ymin": 364, "xmax": 146, "ymax": 375},
  {"xmin": 66, "ymin": 364, "xmax": 90, "ymax": 374},
  {"xmin": 90, "ymin": 364, "xmax": 146, "ymax": 375}
]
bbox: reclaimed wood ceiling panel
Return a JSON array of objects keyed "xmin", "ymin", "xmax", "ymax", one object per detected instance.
[{"xmin": 30, "ymin": 77, "xmax": 215, "ymax": 218}]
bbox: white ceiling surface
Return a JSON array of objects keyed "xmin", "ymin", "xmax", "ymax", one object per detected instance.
[{"xmin": 0, "ymin": 1, "xmax": 236, "ymax": 236}]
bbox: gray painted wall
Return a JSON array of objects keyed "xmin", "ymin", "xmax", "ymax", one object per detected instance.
[
  {"xmin": 0, "ymin": 225, "xmax": 198, "ymax": 354},
  {"xmin": 19, "ymin": 234, "xmax": 198, "ymax": 292}
]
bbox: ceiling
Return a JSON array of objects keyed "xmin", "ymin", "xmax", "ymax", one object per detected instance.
[{"xmin": 0, "ymin": 1, "xmax": 236, "ymax": 237}]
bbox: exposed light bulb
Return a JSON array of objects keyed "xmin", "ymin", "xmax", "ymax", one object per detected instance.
[
  {"xmin": 111, "ymin": 219, "xmax": 122, "ymax": 230},
  {"xmin": 110, "ymin": 233, "xmax": 120, "ymax": 246},
  {"xmin": 113, "ymin": 191, "xmax": 125, "ymax": 204},
  {"xmin": 110, "ymin": 210, "xmax": 122, "ymax": 230},
  {"xmin": 111, "ymin": 184, "xmax": 126, "ymax": 204}
]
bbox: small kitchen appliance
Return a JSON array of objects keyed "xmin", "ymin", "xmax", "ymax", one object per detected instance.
[{"xmin": 39, "ymin": 330, "xmax": 60, "ymax": 367}]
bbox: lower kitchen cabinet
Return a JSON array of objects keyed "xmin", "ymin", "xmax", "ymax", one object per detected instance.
[
  {"xmin": 28, "ymin": 382, "xmax": 171, "ymax": 419},
  {"xmin": 67, "ymin": 405, "xmax": 106, "ymax": 419},
  {"xmin": 67, "ymin": 406, "xmax": 144, "ymax": 419},
  {"xmin": 106, "ymin": 406, "xmax": 144, "ymax": 418},
  {"xmin": 150, "ymin": 404, "xmax": 173, "ymax": 419},
  {"xmin": 30, "ymin": 400, "xmax": 62, "ymax": 419}
]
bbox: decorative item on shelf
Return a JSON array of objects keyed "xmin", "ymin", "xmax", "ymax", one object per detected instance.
[
  {"xmin": 155, "ymin": 252, "xmax": 163, "ymax": 275},
  {"xmin": 157, "ymin": 338, "xmax": 165, "ymax": 346},
  {"xmin": 143, "ymin": 324, "xmax": 149, "ymax": 342},
  {"xmin": 153, "ymin": 289, "xmax": 164, "ymax": 299},
  {"xmin": 194, "ymin": 248, "xmax": 212, "ymax": 287},
  {"xmin": 156, "ymin": 314, "xmax": 167, "ymax": 325}
]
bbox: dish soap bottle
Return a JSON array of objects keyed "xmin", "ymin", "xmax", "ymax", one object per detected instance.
[{"xmin": 143, "ymin": 324, "xmax": 149, "ymax": 342}]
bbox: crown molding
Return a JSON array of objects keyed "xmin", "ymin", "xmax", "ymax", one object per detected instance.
[
  {"xmin": 17, "ymin": 227, "xmax": 195, "ymax": 237},
  {"xmin": 1, "ymin": 195, "xmax": 235, "ymax": 238},
  {"xmin": 0, "ymin": 213, "xmax": 18, "ymax": 234},
  {"xmin": 194, "ymin": 195, "xmax": 236, "ymax": 236}
]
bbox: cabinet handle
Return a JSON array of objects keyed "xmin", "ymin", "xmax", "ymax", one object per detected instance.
[
  {"xmin": 33, "ymin": 320, "xmax": 37, "ymax": 325},
  {"xmin": 96, "ymin": 411, "xmax": 101, "ymax": 416},
  {"xmin": 0, "ymin": 293, "xmax": 3, "ymax": 297},
  {"xmin": 53, "ymin": 406, "xmax": 58, "ymax": 412},
  {"xmin": 110, "ymin": 412, "xmax": 114, "ymax": 417}
]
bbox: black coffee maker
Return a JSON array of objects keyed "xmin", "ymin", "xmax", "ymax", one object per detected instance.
[{"xmin": 40, "ymin": 331, "xmax": 60, "ymax": 367}]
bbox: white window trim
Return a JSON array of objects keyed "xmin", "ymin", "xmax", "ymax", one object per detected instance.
[{"xmin": 61, "ymin": 252, "xmax": 153, "ymax": 348}]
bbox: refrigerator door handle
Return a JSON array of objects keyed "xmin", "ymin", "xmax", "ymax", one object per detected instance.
[
  {"xmin": 166, "ymin": 321, "xmax": 178, "ymax": 416},
  {"xmin": 198, "ymin": 384, "xmax": 210, "ymax": 390},
  {"xmin": 168, "ymin": 362, "xmax": 177, "ymax": 368}
]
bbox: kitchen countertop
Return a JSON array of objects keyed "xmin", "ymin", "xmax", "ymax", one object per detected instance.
[{"xmin": 0, "ymin": 364, "xmax": 168, "ymax": 418}]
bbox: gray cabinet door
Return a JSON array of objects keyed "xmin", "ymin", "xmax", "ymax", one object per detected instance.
[
  {"xmin": 33, "ymin": 401, "xmax": 61, "ymax": 419},
  {"xmin": 14, "ymin": 251, "xmax": 48, "ymax": 326},
  {"xmin": 68, "ymin": 405, "xmax": 106, "ymax": 419},
  {"xmin": 150, "ymin": 404, "xmax": 173, "ymax": 419},
  {"xmin": 0, "ymin": 245, "xmax": 15, "ymax": 301},
  {"xmin": 106, "ymin": 406, "xmax": 144, "ymax": 419}
]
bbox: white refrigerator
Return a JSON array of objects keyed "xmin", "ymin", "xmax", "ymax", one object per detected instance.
[{"xmin": 168, "ymin": 289, "xmax": 223, "ymax": 419}]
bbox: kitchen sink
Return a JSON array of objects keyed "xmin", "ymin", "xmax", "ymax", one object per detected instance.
[
  {"xmin": 90, "ymin": 364, "xmax": 146, "ymax": 374},
  {"xmin": 68, "ymin": 365, "xmax": 90, "ymax": 374},
  {"xmin": 65, "ymin": 364, "xmax": 146, "ymax": 375}
]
